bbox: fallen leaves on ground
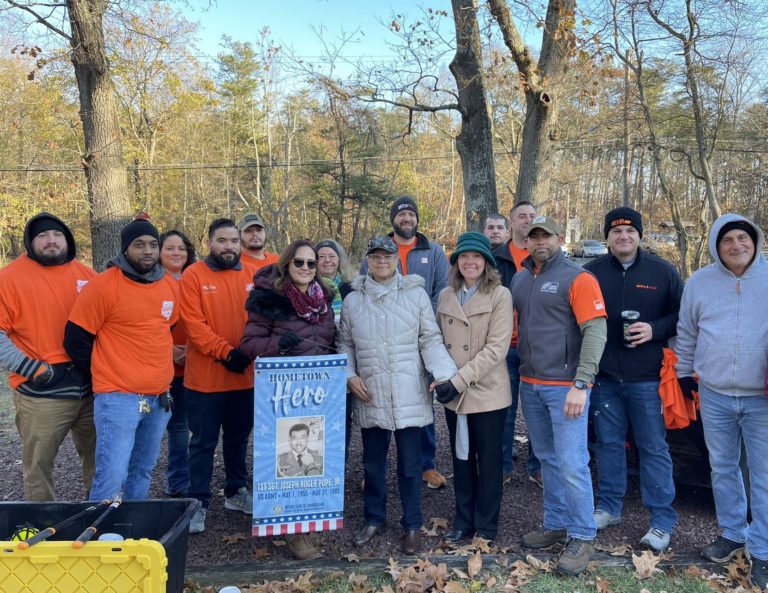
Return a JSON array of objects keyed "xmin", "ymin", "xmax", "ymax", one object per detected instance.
[
  {"xmin": 596, "ymin": 542, "xmax": 633, "ymax": 556},
  {"xmin": 221, "ymin": 532, "xmax": 247, "ymax": 545},
  {"xmin": 343, "ymin": 553, "xmax": 361, "ymax": 563},
  {"xmin": 467, "ymin": 551, "xmax": 482, "ymax": 578},
  {"xmin": 251, "ymin": 546, "xmax": 269, "ymax": 558},
  {"xmin": 632, "ymin": 550, "xmax": 662, "ymax": 579},
  {"xmin": 421, "ymin": 517, "xmax": 449, "ymax": 537},
  {"xmin": 595, "ymin": 574, "xmax": 615, "ymax": 593},
  {"xmin": 524, "ymin": 554, "xmax": 553, "ymax": 572}
]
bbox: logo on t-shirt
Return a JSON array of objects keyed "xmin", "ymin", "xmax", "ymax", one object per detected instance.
[
  {"xmin": 421, "ymin": 257, "xmax": 428, "ymax": 264},
  {"xmin": 246, "ymin": 283, "xmax": 254, "ymax": 292},
  {"xmin": 161, "ymin": 300, "xmax": 174, "ymax": 320},
  {"xmin": 540, "ymin": 281, "xmax": 559, "ymax": 294},
  {"xmin": 202, "ymin": 284, "xmax": 217, "ymax": 293},
  {"xmin": 76, "ymin": 279, "xmax": 89, "ymax": 293},
  {"xmin": 594, "ymin": 300, "xmax": 605, "ymax": 311}
]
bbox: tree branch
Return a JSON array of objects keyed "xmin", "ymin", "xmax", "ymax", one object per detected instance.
[{"xmin": 4, "ymin": 0, "xmax": 71, "ymax": 41}]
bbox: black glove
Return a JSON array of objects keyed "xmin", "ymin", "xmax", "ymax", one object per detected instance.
[
  {"xmin": 278, "ymin": 332, "xmax": 301, "ymax": 355},
  {"xmin": 15, "ymin": 357, "xmax": 54, "ymax": 386},
  {"xmin": 678, "ymin": 376, "xmax": 698, "ymax": 400},
  {"xmin": 435, "ymin": 381, "xmax": 460, "ymax": 404},
  {"xmin": 222, "ymin": 348, "xmax": 251, "ymax": 373}
]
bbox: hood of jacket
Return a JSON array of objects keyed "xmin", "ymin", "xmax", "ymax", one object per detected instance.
[
  {"xmin": 23, "ymin": 212, "xmax": 76, "ymax": 264},
  {"xmin": 708, "ymin": 213, "xmax": 766, "ymax": 276},
  {"xmin": 351, "ymin": 272, "xmax": 425, "ymax": 296},
  {"xmin": 246, "ymin": 264, "xmax": 332, "ymax": 320},
  {"xmin": 106, "ymin": 252, "xmax": 166, "ymax": 283}
]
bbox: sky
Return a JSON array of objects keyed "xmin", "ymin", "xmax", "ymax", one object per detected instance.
[{"xmin": 182, "ymin": 0, "xmax": 455, "ymax": 60}]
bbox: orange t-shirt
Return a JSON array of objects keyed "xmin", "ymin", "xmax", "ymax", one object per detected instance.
[
  {"xmin": 68, "ymin": 266, "xmax": 179, "ymax": 394},
  {"xmin": 397, "ymin": 241, "xmax": 416, "ymax": 275},
  {"xmin": 167, "ymin": 274, "xmax": 187, "ymax": 378},
  {"xmin": 241, "ymin": 250, "xmax": 279, "ymax": 271},
  {"xmin": 509, "ymin": 242, "xmax": 529, "ymax": 271},
  {"xmin": 509, "ymin": 242, "xmax": 530, "ymax": 346},
  {"xmin": 180, "ymin": 260, "xmax": 255, "ymax": 393},
  {"xmin": 0, "ymin": 255, "xmax": 96, "ymax": 389},
  {"xmin": 522, "ymin": 271, "xmax": 607, "ymax": 387}
]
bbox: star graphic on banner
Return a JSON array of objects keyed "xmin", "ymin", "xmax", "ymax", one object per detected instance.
[
  {"xmin": 312, "ymin": 514, "xmax": 317, "ymax": 519},
  {"xmin": 299, "ymin": 362, "xmax": 305, "ymax": 367},
  {"xmin": 287, "ymin": 516, "xmax": 293, "ymax": 521},
  {"xmin": 331, "ymin": 419, "xmax": 344, "ymax": 432},
  {"xmin": 282, "ymin": 362, "xmax": 289, "ymax": 368},
  {"xmin": 258, "ymin": 424, "xmax": 269, "ymax": 436},
  {"xmin": 303, "ymin": 515, "xmax": 310, "ymax": 520},
  {"xmin": 271, "ymin": 518, "xmax": 277, "ymax": 523},
  {"xmin": 265, "ymin": 363, "xmax": 272, "ymax": 368}
]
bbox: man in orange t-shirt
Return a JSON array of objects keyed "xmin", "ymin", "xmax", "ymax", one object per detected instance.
[
  {"xmin": 0, "ymin": 212, "xmax": 96, "ymax": 501},
  {"xmin": 511, "ymin": 216, "xmax": 607, "ymax": 576},
  {"xmin": 181, "ymin": 218, "xmax": 256, "ymax": 534},
  {"xmin": 64, "ymin": 218, "xmax": 178, "ymax": 501},
  {"xmin": 239, "ymin": 213, "xmax": 279, "ymax": 269}
]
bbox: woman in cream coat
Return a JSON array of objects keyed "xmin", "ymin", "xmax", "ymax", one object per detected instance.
[
  {"xmin": 338, "ymin": 235, "xmax": 457, "ymax": 555},
  {"xmin": 434, "ymin": 232, "xmax": 513, "ymax": 544}
]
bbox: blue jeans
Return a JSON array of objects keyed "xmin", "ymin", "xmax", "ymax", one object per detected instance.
[
  {"xmin": 502, "ymin": 347, "xmax": 540, "ymax": 475},
  {"xmin": 520, "ymin": 381, "xmax": 596, "ymax": 540},
  {"xmin": 699, "ymin": 385, "xmax": 768, "ymax": 560},
  {"xmin": 165, "ymin": 376, "xmax": 190, "ymax": 495},
  {"xmin": 590, "ymin": 379, "xmax": 676, "ymax": 532},
  {"xmin": 361, "ymin": 426, "xmax": 422, "ymax": 529},
  {"xmin": 89, "ymin": 392, "xmax": 171, "ymax": 501},
  {"xmin": 186, "ymin": 389, "xmax": 253, "ymax": 508}
]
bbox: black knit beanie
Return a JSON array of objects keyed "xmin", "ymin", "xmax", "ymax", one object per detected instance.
[
  {"xmin": 121, "ymin": 219, "xmax": 160, "ymax": 252},
  {"xmin": 604, "ymin": 206, "xmax": 643, "ymax": 239},
  {"xmin": 716, "ymin": 220, "xmax": 757, "ymax": 247},
  {"xmin": 389, "ymin": 196, "xmax": 419, "ymax": 225},
  {"xmin": 28, "ymin": 216, "xmax": 67, "ymax": 239}
]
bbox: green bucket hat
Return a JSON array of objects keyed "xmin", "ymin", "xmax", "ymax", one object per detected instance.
[{"xmin": 449, "ymin": 231, "xmax": 497, "ymax": 268}]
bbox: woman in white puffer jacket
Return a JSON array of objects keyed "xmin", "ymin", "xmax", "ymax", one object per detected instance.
[{"xmin": 337, "ymin": 235, "xmax": 457, "ymax": 556}]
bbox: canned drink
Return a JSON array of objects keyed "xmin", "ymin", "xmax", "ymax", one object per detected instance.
[{"xmin": 622, "ymin": 310, "xmax": 640, "ymax": 347}]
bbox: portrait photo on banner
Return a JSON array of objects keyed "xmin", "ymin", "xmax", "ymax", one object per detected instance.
[{"xmin": 276, "ymin": 416, "xmax": 325, "ymax": 478}]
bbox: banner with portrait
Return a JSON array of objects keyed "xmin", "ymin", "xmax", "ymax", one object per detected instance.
[{"xmin": 251, "ymin": 353, "xmax": 347, "ymax": 537}]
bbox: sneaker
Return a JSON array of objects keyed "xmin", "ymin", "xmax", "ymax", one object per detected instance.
[
  {"xmin": 701, "ymin": 536, "xmax": 745, "ymax": 563},
  {"xmin": 593, "ymin": 509, "xmax": 622, "ymax": 530},
  {"xmin": 224, "ymin": 487, "xmax": 253, "ymax": 515},
  {"xmin": 639, "ymin": 527, "xmax": 670, "ymax": 552},
  {"xmin": 521, "ymin": 526, "xmax": 568, "ymax": 549},
  {"xmin": 557, "ymin": 538, "xmax": 595, "ymax": 576},
  {"xmin": 287, "ymin": 533, "xmax": 323, "ymax": 561},
  {"xmin": 528, "ymin": 472, "xmax": 543, "ymax": 489},
  {"xmin": 189, "ymin": 503, "xmax": 206, "ymax": 534},
  {"xmin": 423, "ymin": 469, "xmax": 446, "ymax": 489},
  {"xmin": 751, "ymin": 557, "xmax": 768, "ymax": 590},
  {"xmin": 503, "ymin": 472, "xmax": 513, "ymax": 486}
]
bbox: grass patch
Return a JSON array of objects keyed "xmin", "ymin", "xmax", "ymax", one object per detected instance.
[{"xmin": 523, "ymin": 567, "xmax": 713, "ymax": 593}]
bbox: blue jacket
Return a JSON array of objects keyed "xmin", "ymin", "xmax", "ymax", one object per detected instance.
[
  {"xmin": 360, "ymin": 232, "xmax": 448, "ymax": 312},
  {"xmin": 675, "ymin": 214, "xmax": 768, "ymax": 396}
]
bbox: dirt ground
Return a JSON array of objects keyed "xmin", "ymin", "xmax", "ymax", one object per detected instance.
[{"xmin": 0, "ymin": 374, "xmax": 720, "ymax": 568}]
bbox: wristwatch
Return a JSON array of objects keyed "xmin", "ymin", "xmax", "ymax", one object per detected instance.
[{"xmin": 573, "ymin": 379, "xmax": 589, "ymax": 390}]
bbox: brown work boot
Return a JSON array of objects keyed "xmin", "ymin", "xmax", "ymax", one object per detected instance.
[
  {"xmin": 521, "ymin": 526, "xmax": 568, "ymax": 549},
  {"xmin": 422, "ymin": 469, "xmax": 446, "ymax": 489},
  {"xmin": 557, "ymin": 538, "xmax": 595, "ymax": 576},
  {"xmin": 287, "ymin": 533, "xmax": 322, "ymax": 560},
  {"xmin": 402, "ymin": 528, "xmax": 421, "ymax": 555}
]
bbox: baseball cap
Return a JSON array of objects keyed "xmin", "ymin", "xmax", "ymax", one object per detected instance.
[
  {"xmin": 238, "ymin": 213, "xmax": 265, "ymax": 231},
  {"xmin": 365, "ymin": 235, "xmax": 397, "ymax": 256},
  {"xmin": 526, "ymin": 215, "xmax": 562, "ymax": 237}
]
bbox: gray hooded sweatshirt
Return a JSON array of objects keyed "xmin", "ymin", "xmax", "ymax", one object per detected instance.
[{"xmin": 675, "ymin": 213, "xmax": 768, "ymax": 396}]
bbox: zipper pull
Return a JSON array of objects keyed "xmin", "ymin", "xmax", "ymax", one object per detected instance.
[{"xmin": 736, "ymin": 278, "xmax": 741, "ymax": 294}]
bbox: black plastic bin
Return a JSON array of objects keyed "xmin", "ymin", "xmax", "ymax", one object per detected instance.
[{"xmin": 0, "ymin": 499, "xmax": 197, "ymax": 593}]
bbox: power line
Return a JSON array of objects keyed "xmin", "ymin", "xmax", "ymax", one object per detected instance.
[{"xmin": 0, "ymin": 142, "xmax": 765, "ymax": 174}]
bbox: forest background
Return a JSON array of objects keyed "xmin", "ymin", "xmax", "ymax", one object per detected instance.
[{"xmin": 1, "ymin": 0, "xmax": 766, "ymax": 278}]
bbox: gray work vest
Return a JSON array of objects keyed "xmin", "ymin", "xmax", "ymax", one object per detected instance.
[{"xmin": 511, "ymin": 250, "xmax": 585, "ymax": 382}]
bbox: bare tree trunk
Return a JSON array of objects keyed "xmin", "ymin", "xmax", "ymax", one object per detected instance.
[
  {"xmin": 489, "ymin": 0, "xmax": 575, "ymax": 209},
  {"xmin": 68, "ymin": 0, "xmax": 131, "ymax": 269},
  {"xmin": 450, "ymin": 0, "xmax": 498, "ymax": 230}
]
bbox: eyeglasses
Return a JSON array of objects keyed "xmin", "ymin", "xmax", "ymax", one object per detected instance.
[
  {"xmin": 292, "ymin": 258, "xmax": 317, "ymax": 269},
  {"xmin": 368, "ymin": 254, "xmax": 396, "ymax": 262}
]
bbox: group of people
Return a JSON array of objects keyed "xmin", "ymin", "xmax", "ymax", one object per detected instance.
[{"xmin": 0, "ymin": 196, "xmax": 766, "ymax": 588}]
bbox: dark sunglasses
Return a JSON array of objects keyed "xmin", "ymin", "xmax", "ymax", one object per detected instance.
[{"xmin": 292, "ymin": 258, "xmax": 317, "ymax": 269}]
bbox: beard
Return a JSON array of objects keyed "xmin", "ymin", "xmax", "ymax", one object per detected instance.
[
  {"xmin": 210, "ymin": 250, "xmax": 240, "ymax": 270},
  {"xmin": 34, "ymin": 250, "xmax": 68, "ymax": 266},
  {"xmin": 393, "ymin": 221, "xmax": 418, "ymax": 240}
]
